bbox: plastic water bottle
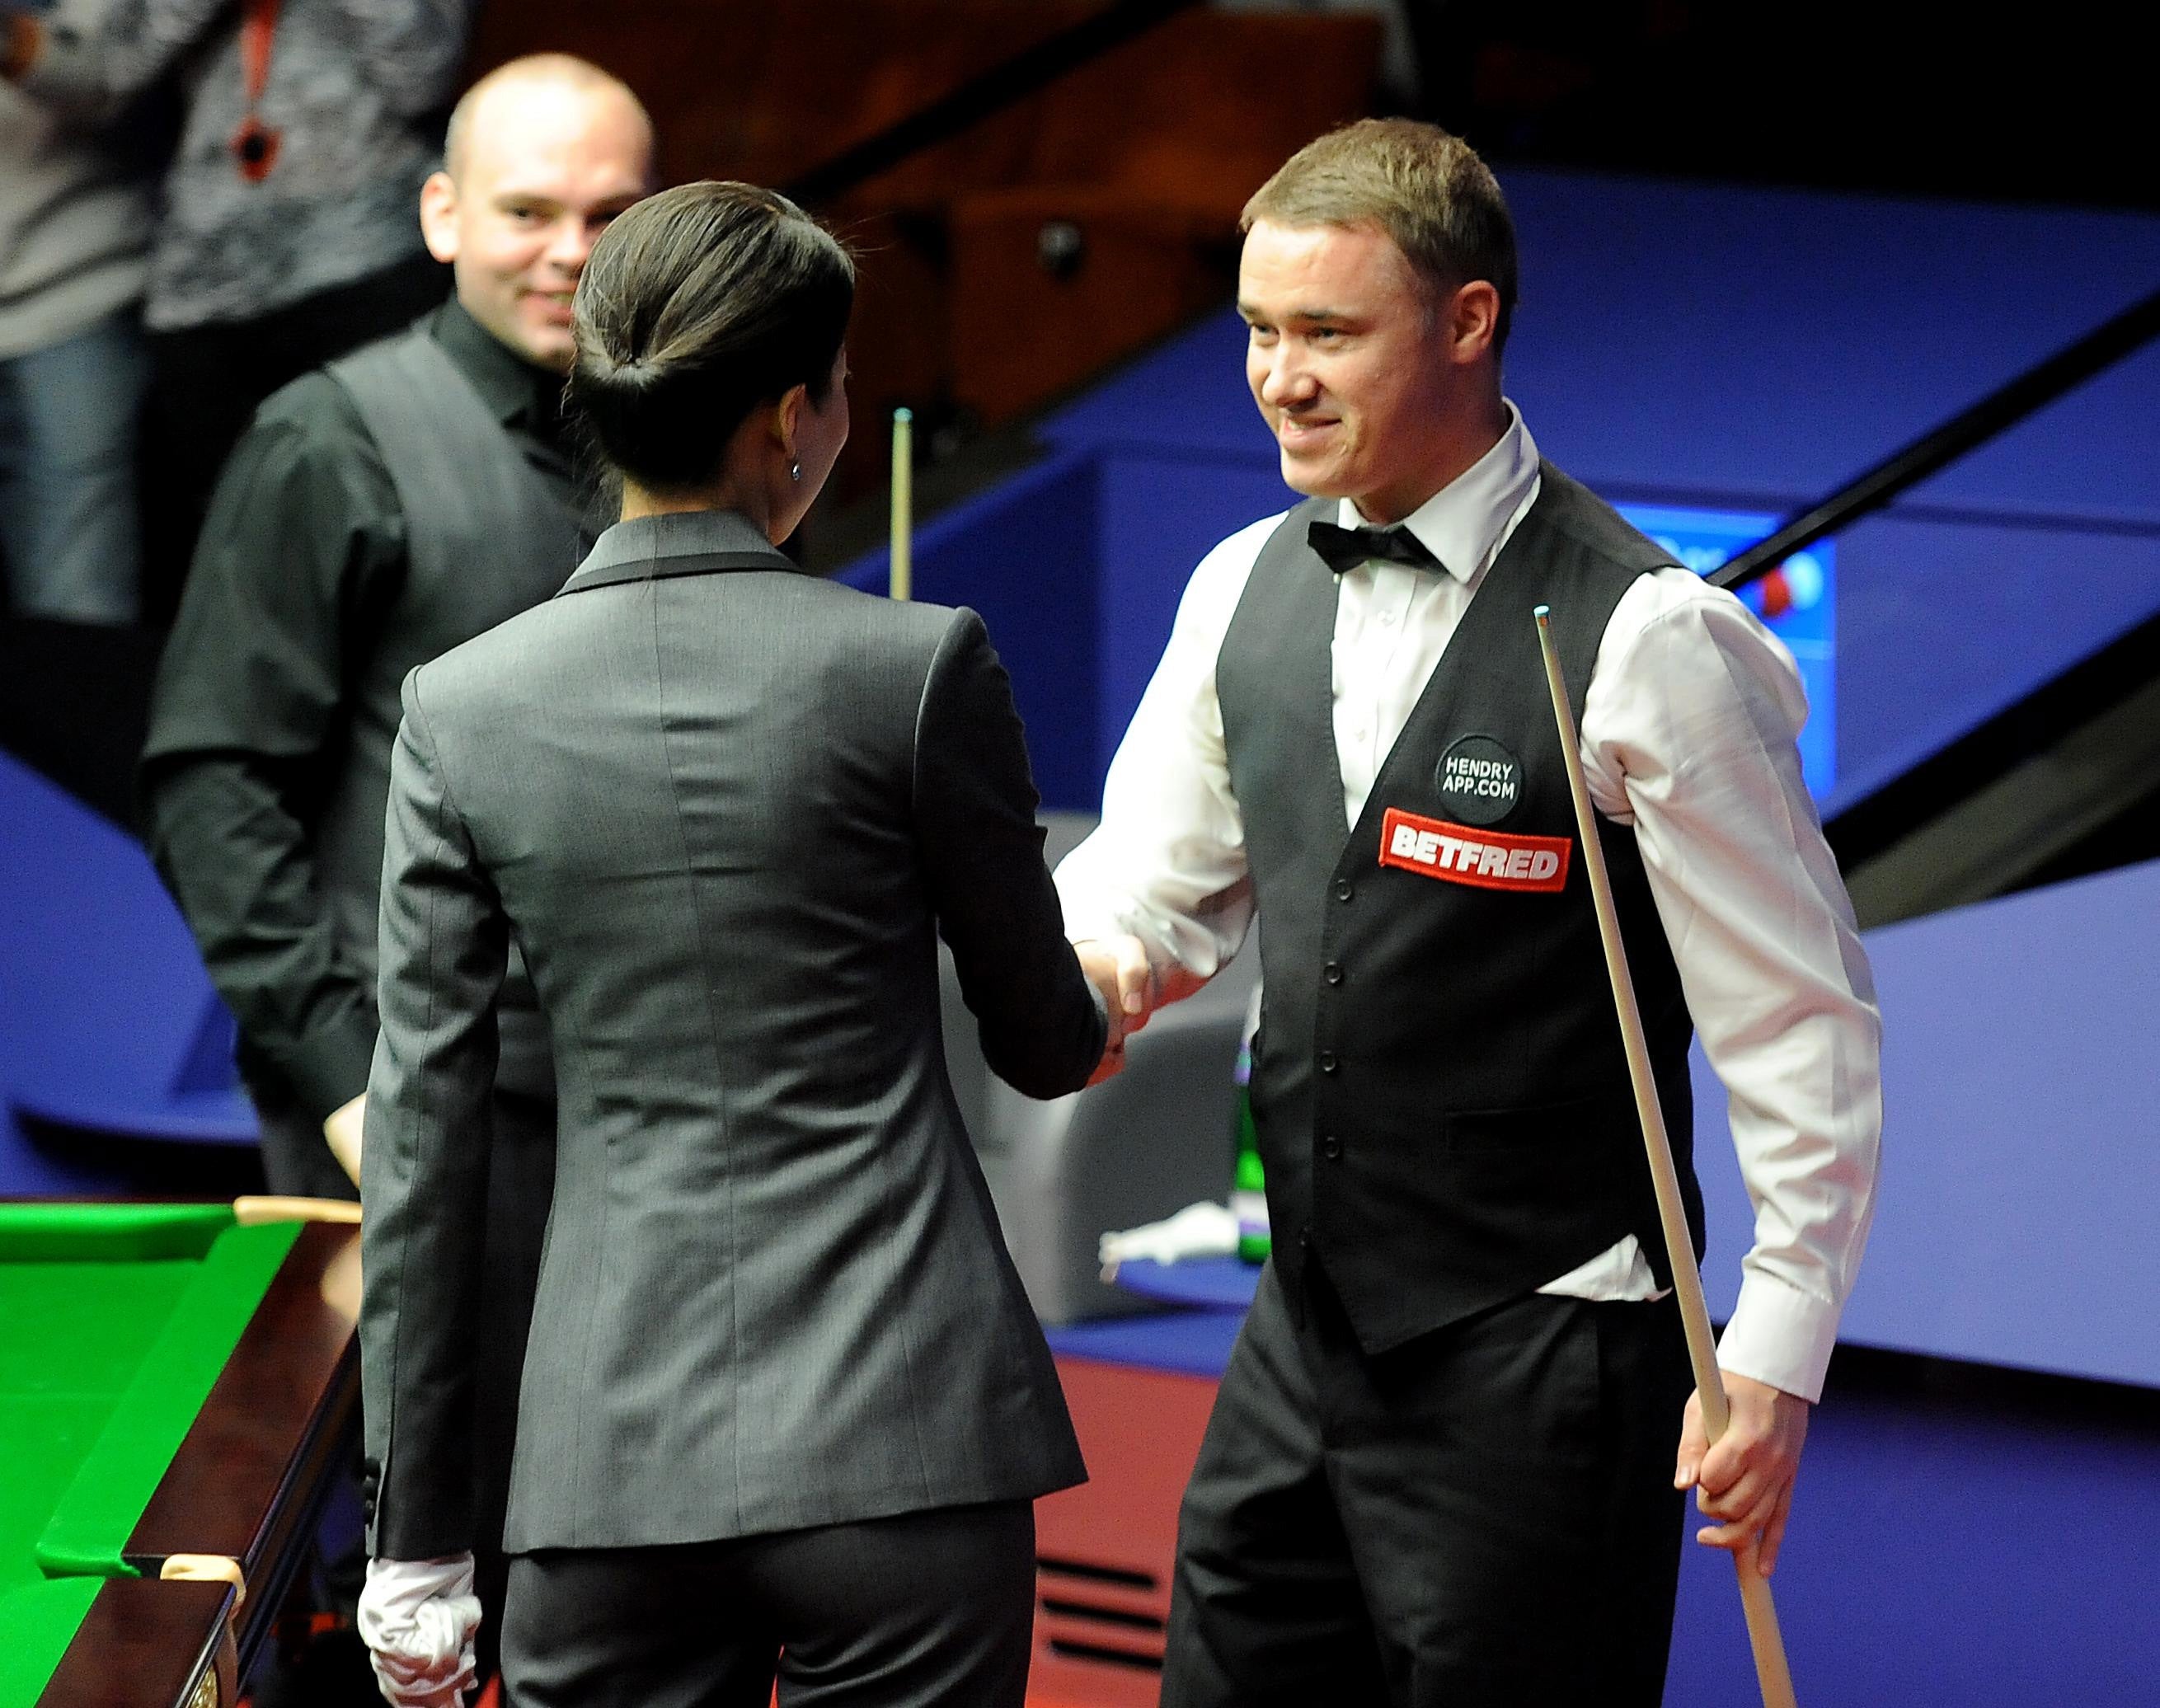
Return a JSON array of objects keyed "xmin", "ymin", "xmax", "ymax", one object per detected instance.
[{"xmin": 1231, "ymin": 1034, "xmax": 1270, "ymax": 1265}]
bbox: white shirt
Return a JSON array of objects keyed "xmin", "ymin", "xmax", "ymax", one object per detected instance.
[{"xmin": 1055, "ymin": 404, "xmax": 1881, "ymax": 1403}]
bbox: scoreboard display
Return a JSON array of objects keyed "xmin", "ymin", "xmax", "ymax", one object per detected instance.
[{"xmin": 1619, "ymin": 504, "xmax": 1836, "ymax": 799}]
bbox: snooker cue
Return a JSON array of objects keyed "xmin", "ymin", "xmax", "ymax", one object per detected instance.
[
  {"xmin": 890, "ymin": 406, "xmax": 913, "ymax": 602},
  {"xmin": 1532, "ymin": 606, "xmax": 1800, "ymax": 1708},
  {"xmin": 162, "ymin": 1554, "xmax": 247, "ymax": 1607},
  {"xmin": 233, "ymin": 1195, "xmax": 363, "ymax": 1227},
  {"xmin": 162, "ymin": 1555, "xmax": 245, "ymax": 1705}
]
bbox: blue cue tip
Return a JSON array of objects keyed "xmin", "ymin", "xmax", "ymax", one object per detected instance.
[
  {"xmin": 1533, "ymin": 603, "xmax": 1551, "ymax": 619},
  {"xmin": 894, "ymin": 406, "xmax": 913, "ymax": 425}
]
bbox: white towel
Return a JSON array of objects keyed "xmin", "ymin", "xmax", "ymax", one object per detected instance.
[{"xmin": 1099, "ymin": 1200, "xmax": 1238, "ymax": 1280}]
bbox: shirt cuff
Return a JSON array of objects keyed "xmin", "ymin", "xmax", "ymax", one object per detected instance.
[
  {"xmin": 1061, "ymin": 903, "xmax": 1129, "ymax": 946},
  {"xmin": 280, "ymin": 1013, "xmax": 381, "ymax": 1125},
  {"xmin": 1715, "ymin": 1270, "xmax": 1843, "ymax": 1404}
]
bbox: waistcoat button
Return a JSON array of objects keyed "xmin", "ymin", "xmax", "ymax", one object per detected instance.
[
  {"xmin": 1321, "ymin": 1134, "xmax": 1342, "ymax": 1159},
  {"xmin": 1323, "ymin": 961, "xmax": 1344, "ymax": 985},
  {"xmin": 1333, "ymin": 879, "xmax": 1353, "ymax": 902},
  {"xmin": 1318, "ymin": 1050, "xmax": 1339, "ymax": 1073}
]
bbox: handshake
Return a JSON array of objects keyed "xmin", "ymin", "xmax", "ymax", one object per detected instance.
[{"xmin": 1075, "ymin": 934, "xmax": 1156, "ymax": 1086}]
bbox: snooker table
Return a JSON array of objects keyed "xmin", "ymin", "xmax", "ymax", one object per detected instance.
[{"xmin": 0, "ymin": 1200, "xmax": 363, "ymax": 1708}]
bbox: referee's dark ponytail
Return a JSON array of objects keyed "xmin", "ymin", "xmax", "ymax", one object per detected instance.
[{"xmin": 566, "ymin": 181, "xmax": 855, "ymax": 494}]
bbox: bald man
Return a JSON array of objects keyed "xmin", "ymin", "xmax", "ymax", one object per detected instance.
[{"xmin": 139, "ymin": 55, "xmax": 654, "ymax": 1703}]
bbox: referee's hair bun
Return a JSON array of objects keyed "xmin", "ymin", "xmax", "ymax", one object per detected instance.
[{"xmin": 566, "ymin": 181, "xmax": 855, "ymax": 495}]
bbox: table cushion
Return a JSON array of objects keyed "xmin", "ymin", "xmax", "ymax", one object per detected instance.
[{"xmin": 31, "ymin": 1220, "xmax": 299, "ymax": 1578}]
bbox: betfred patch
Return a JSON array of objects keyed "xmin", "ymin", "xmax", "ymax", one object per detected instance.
[{"xmin": 1377, "ymin": 807, "xmax": 1571, "ymax": 893}]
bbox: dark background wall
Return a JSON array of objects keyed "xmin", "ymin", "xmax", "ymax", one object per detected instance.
[{"xmin": 1412, "ymin": 2, "xmax": 2156, "ymax": 214}]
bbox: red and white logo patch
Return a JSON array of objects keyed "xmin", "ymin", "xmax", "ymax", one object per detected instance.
[{"xmin": 1378, "ymin": 807, "xmax": 1571, "ymax": 894}]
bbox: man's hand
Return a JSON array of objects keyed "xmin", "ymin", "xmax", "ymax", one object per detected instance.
[
  {"xmin": 1674, "ymin": 1372, "xmax": 1810, "ymax": 1576},
  {"xmin": 323, "ymin": 1093, "xmax": 365, "ymax": 1186},
  {"xmin": 1076, "ymin": 935, "xmax": 1155, "ymax": 1085}
]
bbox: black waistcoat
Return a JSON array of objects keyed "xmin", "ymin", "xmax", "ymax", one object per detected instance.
[
  {"xmin": 1216, "ymin": 462, "xmax": 1703, "ymax": 1354},
  {"xmin": 320, "ymin": 326, "xmax": 581, "ymax": 1099}
]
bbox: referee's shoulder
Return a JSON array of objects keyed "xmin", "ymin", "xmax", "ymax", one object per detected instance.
[
  {"xmin": 399, "ymin": 598, "xmax": 558, "ymax": 717},
  {"xmin": 796, "ymin": 574, "xmax": 971, "ymax": 655}
]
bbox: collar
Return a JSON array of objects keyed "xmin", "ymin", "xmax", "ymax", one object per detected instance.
[
  {"xmin": 430, "ymin": 297, "xmax": 566, "ymax": 435},
  {"xmin": 556, "ymin": 509, "xmax": 799, "ymax": 597},
  {"xmin": 1336, "ymin": 399, "xmax": 1540, "ymax": 584}
]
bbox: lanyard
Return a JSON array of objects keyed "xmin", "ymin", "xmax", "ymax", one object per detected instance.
[{"xmin": 228, "ymin": 0, "xmax": 283, "ymax": 182}]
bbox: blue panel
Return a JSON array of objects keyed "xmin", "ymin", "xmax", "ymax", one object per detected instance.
[
  {"xmin": 0, "ymin": 752, "xmax": 256, "ymax": 1148},
  {"xmin": 1111, "ymin": 1255, "xmax": 1258, "ymax": 1312},
  {"xmin": 1498, "ymin": 171, "xmax": 2160, "ymax": 522},
  {"xmin": 1821, "ymin": 512, "xmax": 2160, "ymax": 811},
  {"xmin": 1664, "ymin": 1383, "xmax": 2160, "ymax": 1704},
  {"xmin": 1093, "ymin": 449, "xmax": 1294, "ymax": 800},
  {"xmin": 1040, "ymin": 311, "xmax": 1254, "ymax": 462},
  {"xmin": 1931, "ymin": 338, "xmax": 2160, "ymax": 526},
  {"xmin": 844, "ymin": 451, "xmax": 1105, "ymax": 810},
  {"xmin": 1691, "ymin": 856, "xmax": 2160, "ymax": 1387}
]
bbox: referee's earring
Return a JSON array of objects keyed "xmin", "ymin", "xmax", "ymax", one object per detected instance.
[{"xmin": 789, "ymin": 461, "xmax": 801, "ymax": 483}]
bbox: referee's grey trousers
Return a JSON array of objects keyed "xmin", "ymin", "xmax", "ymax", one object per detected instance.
[
  {"xmin": 499, "ymin": 1500, "xmax": 1037, "ymax": 1707},
  {"xmin": 1162, "ymin": 1257, "xmax": 1693, "ymax": 1707}
]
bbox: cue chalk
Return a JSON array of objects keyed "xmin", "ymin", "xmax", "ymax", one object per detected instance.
[{"xmin": 1533, "ymin": 604, "xmax": 1800, "ymax": 1708}]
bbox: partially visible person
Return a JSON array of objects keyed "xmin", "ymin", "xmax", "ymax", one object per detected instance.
[
  {"xmin": 2, "ymin": 0, "xmax": 477, "ymax": 621},
  {"xmin": 0, "ymin": 0, "xmax": 151, "ymax": 623},
  {"xmin": 138, "ymin": 53, "xmax": 655, "ymax": 1701},
  {"xmin": 358, "ymin": 179, "xmax": 1119, "ymax": 1708}
]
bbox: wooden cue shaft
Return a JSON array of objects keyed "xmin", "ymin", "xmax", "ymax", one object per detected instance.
[
  {"xmin": 161, "ymin": 1553, "xmax": 247, "ymax": 1608},
  {"xmin": 232, "ymin": 1195, "xmax": 363, "ymax": 1227},
  {"xmin": 1532, "ymin": 606, "xmax": 1800, "ymax": 1708},
  {"xmin": 890, "ymin": 407, "xmax": 913, "ymax": 602}
]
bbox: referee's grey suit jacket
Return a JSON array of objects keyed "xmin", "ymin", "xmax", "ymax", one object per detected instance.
[{"xmin": 359, "ymin": 509, "xmax": 1104, "ymax": 1558}]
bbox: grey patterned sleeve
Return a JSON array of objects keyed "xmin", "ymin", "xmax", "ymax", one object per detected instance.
[
  {"xmin": 358, "ymin": 668, "xmax": 505, "ymax": 1559},
  {"xmin": 913, "ymin": 608, "xmax": 1109, "ymax": 1099}
]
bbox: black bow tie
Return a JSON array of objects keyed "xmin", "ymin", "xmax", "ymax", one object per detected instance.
[{"xmin": 1307, "ymin": 518, "xmax": 1446, "ymax": 577}]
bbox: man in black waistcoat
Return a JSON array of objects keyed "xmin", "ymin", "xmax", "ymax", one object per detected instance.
[
  {"xmin": 1060, "ymin": 120, "xmax": 1882, "ymax": 1705},
  {"xmin": 140, "ymin": 54, "xmax": 654, "ymax": 1702}
]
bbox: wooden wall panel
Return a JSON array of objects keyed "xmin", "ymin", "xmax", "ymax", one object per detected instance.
[{"xmin": 463, "ymin": 1, "xmax": 1378, "ymax": 503}]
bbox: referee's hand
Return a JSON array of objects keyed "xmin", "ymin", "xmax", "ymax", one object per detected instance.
[
  {"xmin": 358, "ymin": 1554, "xmax": 481, "ymax": 1707},
  {"xmin": 1674, "ymin": 1374, "xmax": 1811, "ymax": 1577}
]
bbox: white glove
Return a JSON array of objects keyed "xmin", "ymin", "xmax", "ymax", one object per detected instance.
[{"xmin": 356, "ymin": 1554, "xmax": 483, "ymax": 1708}]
